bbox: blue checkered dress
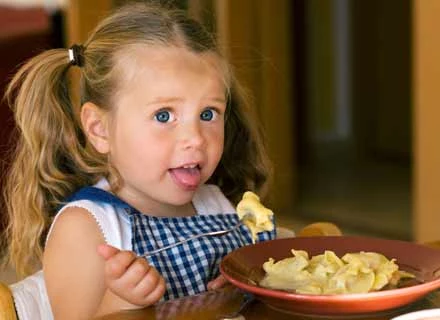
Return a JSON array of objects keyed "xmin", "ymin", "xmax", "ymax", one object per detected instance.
[{"xmin": 67, "ymin": 187, "xmax": 275, "ymax": 300}]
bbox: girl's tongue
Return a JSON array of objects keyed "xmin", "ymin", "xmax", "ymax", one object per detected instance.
[{"xmin": 169, "ymin": 167, "xmax": 201, "ymax": 190}]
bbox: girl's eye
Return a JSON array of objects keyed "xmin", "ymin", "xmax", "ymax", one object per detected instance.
[
  {"xmin": 200, "ymin": 108, "xmax": 216, "ymax": 121},
  {"xmin": 154, "ymin": 110, "xmax": 172, "ymax": 123}
]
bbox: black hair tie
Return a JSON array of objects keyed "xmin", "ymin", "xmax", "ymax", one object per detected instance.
[{"xmin": 68, "ymin": 44, "xmax": 85, "ymax": 67}]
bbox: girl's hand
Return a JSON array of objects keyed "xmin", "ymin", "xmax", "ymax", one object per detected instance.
[
  {"xmin": 97, "ymin": 244, "xmax": 166, "ymax": 307},
  {"xmin": 207, "ymin": 274, "xmax": 228, "ymax": 290}
]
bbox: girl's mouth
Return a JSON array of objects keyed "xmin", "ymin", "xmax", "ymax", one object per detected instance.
[{"xmin": 169, "ymin": 164, "xmax": 201, "ymax": 191}]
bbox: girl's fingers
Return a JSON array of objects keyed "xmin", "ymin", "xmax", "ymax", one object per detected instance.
[
  {"xmin": 107, "ymin": 257, "xmax": 153, "ymax": 290},
  {"xmin": 116, "ymin": 258, "xmax": 152, "ymax": 289},
  {"xmin": 108, "ymin": 258, "xmax": 166, "ymax": 305},
  {"xmin": 99, "ymin": 246, "xmax": 166, "ymax": 305},
  {"xmin": 207, "ymin": 275, "xmax": 228, "ymax": 290},
  {"xmin": 141, "ymin": 276, "xmax": 166, "ymax": 305},
  {"xmin": 104, "ymin": 250, "xmax": 137, "ymax": 279},
  {"xmin": 132, "ymin": 265, "xmax": 161, "ymax": 295},
  {"xmin": 97, "ymin": 243, "xmax": 121, "ymax": 260}
]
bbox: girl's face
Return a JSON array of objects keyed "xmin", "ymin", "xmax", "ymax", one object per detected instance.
[{"xmin": 107, "ymin": 45, "xmax": 227, "ymax": 215}]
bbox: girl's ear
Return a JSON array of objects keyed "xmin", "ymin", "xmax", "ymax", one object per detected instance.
[{"xmin": 81, "ymin": 102, "xmax": 110, "ymax": 154}]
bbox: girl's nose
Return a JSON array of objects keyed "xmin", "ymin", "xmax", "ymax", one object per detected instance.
[{"xmin": 179, "ymin": 121, "xmax": 205, "ymax": 149}]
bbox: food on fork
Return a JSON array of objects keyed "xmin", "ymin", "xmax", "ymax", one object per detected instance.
[
  {"xmin": 259, "ymin": 249, "xmax": 415, "ymax": 294},
  {"xmin": 236, "ymin": 191, "xmax": 274, "ymax": 243}
]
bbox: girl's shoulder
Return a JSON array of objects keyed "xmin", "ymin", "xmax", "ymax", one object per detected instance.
[
  {"xmin": 46, "ymin": 185, "xmax": 131, "ymax": 250},
  {"xmin": 193, "ymin": 184, "xmax": 236, "ymax": 215}
]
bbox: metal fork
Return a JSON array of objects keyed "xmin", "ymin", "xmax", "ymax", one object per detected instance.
[{"xmin": 140, "ymin": 214, "xmax": 250, "ymax": 258}]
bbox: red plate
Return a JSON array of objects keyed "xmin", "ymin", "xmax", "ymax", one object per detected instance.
[{"xmin": 220, "ymin": 236, "xmax": 440, "ymax": 316}]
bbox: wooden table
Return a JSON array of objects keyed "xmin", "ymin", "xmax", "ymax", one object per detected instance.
[{"xmin": 96, "ymin": 241, "xmax": 440, "ymax": 320}]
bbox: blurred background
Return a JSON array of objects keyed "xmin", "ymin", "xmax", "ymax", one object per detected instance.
[{"xmin": 0, "ymin": 0, "xmax": 439, "ymax": 257}]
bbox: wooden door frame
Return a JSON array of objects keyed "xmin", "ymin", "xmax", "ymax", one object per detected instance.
[{"xmin": 413, "ymin": 0, "xmax": 440, "ymax": 242}]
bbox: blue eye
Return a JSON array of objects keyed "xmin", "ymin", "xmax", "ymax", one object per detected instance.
[
  {"xmin": 200, "ymin": 109, "xmax": 214, "ymax": 121},
  {"xmin": 155, "ymin": 110, "xmax": 170, "ymax": 123}
]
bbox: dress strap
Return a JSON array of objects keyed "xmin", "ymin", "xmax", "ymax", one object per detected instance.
[{"xmin": 66, "ymin": 186, "xmax": 131, "ymax": 210}]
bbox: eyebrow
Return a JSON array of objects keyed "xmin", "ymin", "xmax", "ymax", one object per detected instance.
[
  {"xmin": 146, "ymin": 97, "xmax": 182, "ymax": 106},
  {"xmin": 147, "ymin": 96, "xmax": 227, "ymax": 105},
  {"xmin": 208, "ymin": 97, "xmax": 227, "ymax": 104}
]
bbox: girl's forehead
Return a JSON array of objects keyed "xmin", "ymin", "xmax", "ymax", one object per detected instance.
[{"xmin": 114, "ymin": 44, "xmax": 230, "ymax": 89}]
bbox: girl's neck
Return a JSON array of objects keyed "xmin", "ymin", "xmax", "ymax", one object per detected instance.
[
  {"xmin": 100, "ymin": 178, "xmax": 197, "ymax": 217},
  {"xmin": 146, "ymin": 202, "xmax": 196, "ymax": 218},
  {"xmin": 116, "ymin": 190, "xmax": 196, "ymax": 218}
]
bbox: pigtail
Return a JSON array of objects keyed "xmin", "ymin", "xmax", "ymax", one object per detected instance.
[{"xmin": 2, "ymin": 50, "xmax": 104, "ymax": 277}]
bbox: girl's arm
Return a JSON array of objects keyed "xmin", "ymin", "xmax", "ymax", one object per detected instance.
[
  {"xmin": 43, "ymin": 207, "xmax": 164, "ymax": 319},
  {"xmin": 43, "ymin": 207, "xmax": 109, "ymax": 319}
]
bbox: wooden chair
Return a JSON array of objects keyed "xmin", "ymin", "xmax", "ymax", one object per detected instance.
[
  {"xmin": 0, "ymin": 222, "xmax": 341, "ymax": 320},
  {"xmin": 0, "ymin": 282, "xmax": 17, "ymax": 320}
]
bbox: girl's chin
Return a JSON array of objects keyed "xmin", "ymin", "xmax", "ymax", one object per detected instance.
[{"xmin": 165, "ymin": 185, "xmax": 198, "ymax": 201}]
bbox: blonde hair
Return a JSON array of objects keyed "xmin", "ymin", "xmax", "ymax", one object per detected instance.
[{"xmin": 2, "ymin": 3, "xmax": 272, "ymax": 277}]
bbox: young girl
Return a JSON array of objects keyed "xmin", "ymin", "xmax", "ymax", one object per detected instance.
[{"xmin": 2, "ymin": 2, "xmax": 275, "ymax": 319}]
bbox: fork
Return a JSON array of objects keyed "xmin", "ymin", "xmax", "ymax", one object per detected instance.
[{"xmin": 140, "ymin": 214, "xmax": 250, "ymax": 258}]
